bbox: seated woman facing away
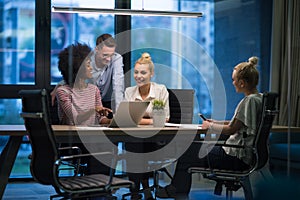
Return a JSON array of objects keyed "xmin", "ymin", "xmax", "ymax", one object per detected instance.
[{"xmin": 157, "ymin": 56, "xmax": 263, "ymax": 199}]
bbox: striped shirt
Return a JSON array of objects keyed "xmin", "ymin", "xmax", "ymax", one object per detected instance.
[{"xmin": 56, "ymin": 84, "xmax": 103, "ymax": 125}]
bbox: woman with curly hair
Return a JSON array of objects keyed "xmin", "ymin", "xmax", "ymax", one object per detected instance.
[{"xmin": 56, "ymin": 42, "xmax": 111, "ymax": 125}]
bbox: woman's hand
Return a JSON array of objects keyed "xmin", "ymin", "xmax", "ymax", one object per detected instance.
[
  {"xmin": 201, "ymin": 119, "xmax": 214, "ymax": 129},
  {"xmin": 100, "ymin": 117, "xmax": 112, "ymax": 124},
  {"xmin": 202, "ymin": 120, "xmax": 211, "ymax": 129},
  {"xmin": 95, "ymin": 106, "xmax": 112, "ymax": 117}
]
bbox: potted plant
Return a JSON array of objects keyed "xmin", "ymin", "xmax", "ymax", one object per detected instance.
[{"xmin": 152, "ymin": 99, "xmax": 166, "ymax": 127}]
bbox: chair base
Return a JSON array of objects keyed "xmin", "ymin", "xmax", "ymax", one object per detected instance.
[
  {"xmin": 122, "ymin": 168, "xmax": 171, "ymax": 200},
  {"xmin": 205, "ymin": 175, "xmax": 253, "ymax": 200}
]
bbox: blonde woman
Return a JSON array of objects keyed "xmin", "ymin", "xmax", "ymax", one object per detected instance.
[
  {"xmin": 124, "ymin": 52, "xmax": 169, "ymax": 200},
  {"xmin": 157, "ymin": 56, "xmax": 262, "ymax": 198}
]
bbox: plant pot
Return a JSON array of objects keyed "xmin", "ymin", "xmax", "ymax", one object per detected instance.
[{"xmin": 152, "ymin": 109, "xmax": 166, "ymax": 127}]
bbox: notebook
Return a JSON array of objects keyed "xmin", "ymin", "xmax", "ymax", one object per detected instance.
[{"xmin": 107, "ymin": 101, "xmax": 150, "ymax": 128}]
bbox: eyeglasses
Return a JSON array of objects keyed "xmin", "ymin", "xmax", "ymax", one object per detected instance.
[
  {"xmin": 102, "ymin": 53, "xmax": 114, "ymax": 59},
  {"xmin": 95, "ymin": 47, "xmax": 114, "ymax": 58}
]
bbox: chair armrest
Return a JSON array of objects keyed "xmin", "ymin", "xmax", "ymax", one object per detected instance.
[
  {"xmin": 55, "ymin": 151, "xmax": 119, "ymax": 187},
  {"xmin": 58, "ymin": 146, "xmax": 82, "ymax": 156},
  {"xmin": 57, "ymin": 146, "xmax": 85, "ymax": 176},
  {"xmin": 58, "ymin": 151, "xmax": 114, "ymax": 162},
  {"xmin": 56, "ymin": 152, "xmax": 118, "ymax": 174}
]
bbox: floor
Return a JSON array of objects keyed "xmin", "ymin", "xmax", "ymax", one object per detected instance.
[
  {"xmin": 4, "ymin": 170, "xmax": 299, "ymax": 200},
  {"xmin": 3, "ymin": 174, "xmax": 245, "ymax": 200}
]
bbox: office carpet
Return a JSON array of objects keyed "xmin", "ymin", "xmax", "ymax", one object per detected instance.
[{"xmin": 3, "ymin": 178, "xmax": 245, "ymax": 200}]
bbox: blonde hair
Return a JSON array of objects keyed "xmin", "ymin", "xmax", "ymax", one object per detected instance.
[
  {"xmin": 234, "ymin": 56, "xmax": 259, "ymax": 89},
  {"xmin": 135, "ymin": 52, "xmax": 154, "ymax": 73}
]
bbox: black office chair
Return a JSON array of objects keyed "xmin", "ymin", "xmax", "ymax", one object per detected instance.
[
  {"xmin": 188, "ymin": 92, "xmax": 278, "ymax": 200},
  {"xmin": 151, "ymin": 89, "xmax": 195, "ymax": 196},
  {"xmin": 47, "ymin": 88, "xmax": 60, "ymax": 125},
  {"xmin": 154, "ymin": 89, "xmax": 195, "ymax": 177},
  {"xmin": 19, "ymin": 89, "xmax": 134, "ymax": 200},
  {"xmin": 168, "ymin": 89, "xmax": 194, "ymax": 124},
  {"xmin": 150, "ymin": 89, "xmax": 195, "ymax": 197},
  {"xmin": 153, "ymin": 89, "xmax": 195, "ymax": 181}
]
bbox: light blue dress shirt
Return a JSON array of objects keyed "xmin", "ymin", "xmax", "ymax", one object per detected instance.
[{"xmin": 90, "ymin": 52, "xmax": 125, "ymax": 112}]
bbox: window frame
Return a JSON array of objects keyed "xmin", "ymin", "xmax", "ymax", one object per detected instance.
[
  {"xmin": 0, "ymin": 0, "xmax": 52, "ymax": 98},
  {"xmin": 0, "ymin": 0, "xmax": 272, "ymax": 111}
]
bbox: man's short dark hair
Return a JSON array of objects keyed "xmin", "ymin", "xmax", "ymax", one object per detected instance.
[{"xmin": 96, "ymin": 33, "xmax": 116, "ymax": 49}]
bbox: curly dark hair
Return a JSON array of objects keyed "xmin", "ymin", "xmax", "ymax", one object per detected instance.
[{"xmin": 58, "ymin": 42, "xmax": 92, "ymax": 86}]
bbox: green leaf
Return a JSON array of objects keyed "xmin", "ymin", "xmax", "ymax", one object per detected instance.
[{"xmin": 152, "ymin": 99, "xmax": 165, "ymax": 110}]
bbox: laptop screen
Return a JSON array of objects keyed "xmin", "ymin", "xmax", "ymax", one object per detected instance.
[{"xmin": 109, "ymin": 101, "xmax": 150, "ymax": 128}]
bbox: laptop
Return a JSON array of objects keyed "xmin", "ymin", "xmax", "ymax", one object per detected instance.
[{"xmin": 107, "ymin": 101, "xmax": 150, "ymax": 128}]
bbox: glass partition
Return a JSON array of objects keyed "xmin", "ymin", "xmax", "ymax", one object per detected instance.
[
  {"xmin": 130, "ymin": 0, "xmax": 213, "ymax": 122},
  {"xmin": 0, "ymin": 0, "xmax": 272, "ymax": 179},
  {"xmin": 0, "ymin": 1, "xmax": 35, "ymax": 84},
  {"xmin": 50, "ymin": 0, "xmax": 115, "ymax": 84},
  {"xmin": 0, "ymin": 99, "xmax": 23, "ymax": 125},
  {"xmin": 129, "ymin": 0, "xmax": 265, "ymax": 121}
]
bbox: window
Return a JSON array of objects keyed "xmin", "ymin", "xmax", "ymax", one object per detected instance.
[
  {"xmin": 51, "ymin": 0, "xmax": 116, "ymax": 84},
  {"xmin": 0, "ymin": 0, "xmax": 270, "ymax": 124},
  {"xmin": 0, "ymin": 2, "xmax": 35, "ymax": 85},
  {"xmin": 0, "ymin": 0, "xmax": 272, "ymax": 178},
  {"xmin": 130, "ymin": 0, "xmax": 214, "ymax": 122}
]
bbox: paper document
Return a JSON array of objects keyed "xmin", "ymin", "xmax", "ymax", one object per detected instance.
[
  {"xmin": 76, "ymin": 126, "xmax": 112, "ymax": 130},
  {"xmin": 165, "ymin": 123, "xmax": 202, "ymax": 129}
]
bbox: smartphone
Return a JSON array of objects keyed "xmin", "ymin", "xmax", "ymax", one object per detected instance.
[
  {"xmin": 198, "ymin": 113, "xmax": 207, "ymax": 121},
  {"xmin": 107, "ymin": 111, "xmax": 113, "ymax": 119}
]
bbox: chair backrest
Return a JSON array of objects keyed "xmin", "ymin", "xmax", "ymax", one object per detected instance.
[
  {"xmin": 167, "ymin": 89, "xmax": 194, "ymax": 124},
  {"xmin": 253, "ymin": 92, "xmax": 278, "ymax": 170},
  {"xmin": 47, "ymin": 88, "xmax": 60, "ymax": 125},
  {"xmin": 19, "ymin": 89, "xmax": 58, "ymax": 185}
]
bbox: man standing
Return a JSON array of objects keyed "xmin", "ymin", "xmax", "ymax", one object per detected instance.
[{"xmin": 91, "ymin": 34, "xmax": 124, "ymax": 112}]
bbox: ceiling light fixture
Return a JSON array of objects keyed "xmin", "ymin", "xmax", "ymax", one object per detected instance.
[{"xmin": 51, "ymin": 6, "xmax": 203, "ymax": 18}]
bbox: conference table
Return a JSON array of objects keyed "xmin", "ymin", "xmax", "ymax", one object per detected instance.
[
  {"xmin": 0, "ymin": 124, "xmax": 299, "ymax": 198},
  {"xmin": 0, "ymin": 124, "xmax": 204, "ymax": 198}
]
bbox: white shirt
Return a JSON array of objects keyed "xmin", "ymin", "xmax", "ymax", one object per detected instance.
[{"xmin": 124, "ymin": 82, "xmax": 170, "ymax": 119}]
